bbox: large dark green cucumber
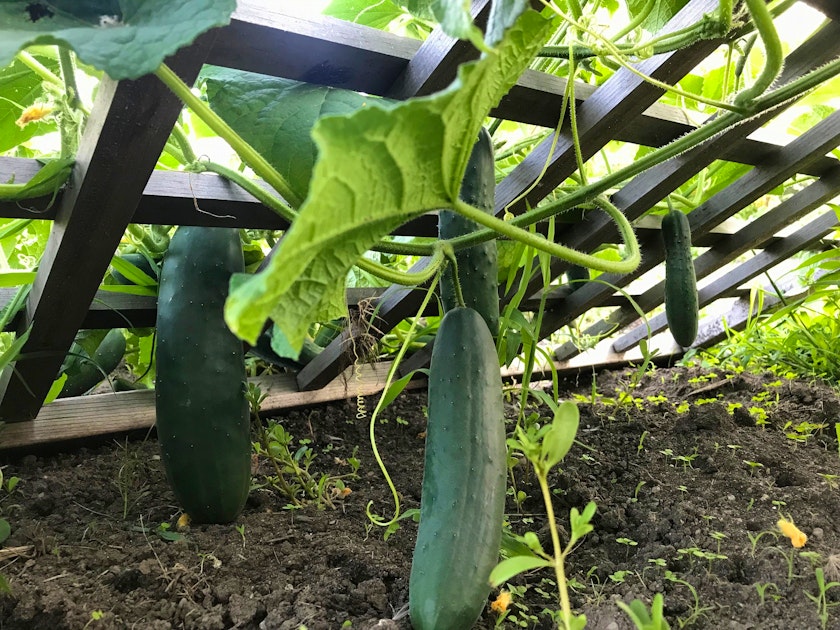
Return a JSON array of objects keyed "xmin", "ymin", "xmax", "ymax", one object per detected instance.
[
  {"xmin": 439, "ymin": 128, "xmax": 499, "ymax": 336},
  {"xmin": 662, "ymin": 209, "xmax": 699, "ymax": 347},
  {"xmin": 155, "ymin": 226, "xmax": 250, "ymax": 524},
  {"xmin": 59, "ymin": 328, "xmax": 126, "ymax": 398},
  {"xmin": 410, "ymin": 307, "xmax": 506, "ymax": 629}
]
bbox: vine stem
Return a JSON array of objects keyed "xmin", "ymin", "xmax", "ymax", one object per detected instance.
[
  {"xmin": 365, "ymin": 276, "xmax": 442, "ymax": 529},
  {"xmin": 734, "ymin": 0, "xmax": 784, "ymax": 108},
  {"xmin": 453, "ymin": 197, "xmax": 641, "ymax": 274},
  {"xmin": 153, "ymin": 63, "xmax": 303, "ymax": 208}
]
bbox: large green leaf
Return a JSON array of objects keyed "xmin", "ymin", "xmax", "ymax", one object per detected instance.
[
  {"xmin": 0, "ymin": 0, "xmax": 236, "ymax": 80},
  {"xmin": 224, "ymin": 9, "xmax": 554, "ymax": 351},
  {"xmin": 322, "ymin": 0, "xmax": 406, "ymax": 30},
  {"xmin": 0, "ymin": 54, "xmax": 58, "ymax": 153},
  {"xmin": 626, "ymin": 0, "xmax": 689, "ymax": 33},
  {"xmin": 204, "ymin": 68, "xmax": 387, "ymax": 203}
]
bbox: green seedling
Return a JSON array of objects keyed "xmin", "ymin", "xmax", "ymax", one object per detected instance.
[
  {"xmin": 746, "ymin": 529, "xmax": 777, "ymax": 557},
  {"xmin": 664, "ymin": 571, "xmax": 712, "ymax": 628},
  {"xmin": 754, "ymin": 581, "xmax": 780, "ymax": 604},
  {"xmin": 491, "ymin": 401, "xmax": 593, "ymax": 630},
  {"xmin": 805, "ymin": 568, "xmax": 840, "ymax": 630},
  {"xmin": 631, "ymin": 480, "xmax": 646, "ymax": 503},
  {"xmin": 617, "ymin": 593, "xmax": 670, "ymax": 630},
  {"xmin": 743, "ymin": 460, "xmax": 764, "ymax": 475},
  {"xmin": 235, "ymin": 524, "xmax": 246, "ymax": 548},
  {"xmin": 637, "ymin": 431, "xmax": 649, "ymax": 455}
]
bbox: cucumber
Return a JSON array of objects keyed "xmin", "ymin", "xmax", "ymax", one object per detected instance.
[
  {"xmin": 439, "ymin": 127, "xmax": 500, "ymax": 336},
  {"xmin": 155, "ymin": 226, "xmax": 250, "ymax": 524},
  {"xmin": 110, "ymin": 252, "xmax": 158, "ymax": 285},
  {"xmin": 662, "ymin": 209, "xmax": 699, "ymax": 347},
  {"xmin": 565, "ymin": 264, "xmax": 589, "ymax": 291},
  {"xmin": 58, "ymin": 328, "xmax": 126, "ymax": 398},
  {"xmin": 410, "ymin": 307, "xmax": 506, "ymax": 629}
]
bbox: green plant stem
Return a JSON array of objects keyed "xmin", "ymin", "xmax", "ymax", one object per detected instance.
[
  {"xmin": 537, "ymin": 471, "xmax": 574, "ymax": 628},
  {"xmin": 734, "ymin": 0, "xmax": 784, "ymax": 108},
  {"xmin": 452, "ymin": 196, "xmax": 640, "ymax": 274},
  {"xmin": 169, "ymin": 123, "xmax": 197, "ymax": 165},
  {"xmin": 193, "ymin": 160, "xmax": 296, "ymax": 223},
  {"xmin": 57, "ymin": 46, "xmax": 81, "ymax": 111},
  {"xmin": 356, "ymin": 245, "xmax": 445, "ymax": 286},
  {"xmin": 15, "ymin": 50, "xmax": 63, "ymax": 87},
  {"xmin": 366, "ymin": 277, "xmax": 441, "ymax": 529},
  {"xmin": 154, "ymin": 63, "xmax": 303, "ymax": 208},
  {"xmin": 441, "ymin": 55, "xmax": 840, "ymax": 253},
  {"xmin": 442, "ymin": 244, "xmax": 466, "ymax": 308}
]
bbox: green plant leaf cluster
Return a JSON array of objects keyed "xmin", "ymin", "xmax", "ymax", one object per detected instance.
[
  {"xmin": 0, "ymin": 0, "xmax": 236, "ymax": 80},
  {"xmin": 223, "ymin": 8, "xmax": 555, "ymax": 352},
  {"xmin": 203, "ymin": 67, "xmax": 391, "ymax": 203}
]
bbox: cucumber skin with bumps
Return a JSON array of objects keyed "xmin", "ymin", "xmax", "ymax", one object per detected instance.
[
  {"xmin": 155, "ymin": 226, "xmax": 250, "ymax": 524},
  {"xmin": 439, "ymin": 127, "xmax": 500, "ymax": 336},
  {"xmin": 409, "ymin": 307, "xmax": 506, "ymax": 629},
  {"xmin": 662, "ymin": 209, "xmax": 699, "ymax": 347}
]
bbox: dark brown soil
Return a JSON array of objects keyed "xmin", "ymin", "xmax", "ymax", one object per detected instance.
[{"xmin": 1, "ymin": 364, "xmax": 840, "ymax": 629}]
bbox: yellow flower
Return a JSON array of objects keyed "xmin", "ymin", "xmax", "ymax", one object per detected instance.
[
  {"xmin": 15, "ymin": 103, "xmax": 53, "ymax": 128},
  {"xmin": 777, "ymin": 517, "xmax": 807, "ymax": 548},
  {"xmin": 490, "ymin": 590, "xmax": 512, "ymax": 614},
  {"xmin": 176, "ymin": 513, "xmax": 191, "ymax": 530}
]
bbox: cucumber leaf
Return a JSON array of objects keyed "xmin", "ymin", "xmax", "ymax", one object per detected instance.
[
  {"xmin": 224, "ymin": 9, "xmax": 554, "ymax": 351},
  {"xmin": 0, "ymin": 0, "xmax": 236, "ymax": 80},
  {"xmin": 323, "ymin": 0, "xmax": 407, "ymax": 30},
  {"xmin": 626, "ymin": 0, "xmax": 689, "ymax": 33},
  {"xmin": 203, "ymin": 68, "xmax": 388, "ymax": 204}
]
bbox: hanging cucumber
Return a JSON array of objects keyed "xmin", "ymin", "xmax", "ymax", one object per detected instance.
[
  {"xmin": 58, "ymin": 328, "xmax": 126, "ymax": 398},
  {"xmin": 155, "ymin": 226, "xmax": 250, "ymax": 524},
  {"xmin": 109, "ymin": 252, "xmax": 159, "ymax": 285},
  {"xmin": 662, "ymin": 208, "xmax": 699, "ymax": 347},
  {"xmin": 410, "ymin": 307, "xmax": 506, "ymax": 629},
  {"xmin": 439, "ymin": 127, "xmax": 500, "ymax": 336},
  {"xmin": 565, "ymin": 264, "xmax": 589, "ymax": 291}
]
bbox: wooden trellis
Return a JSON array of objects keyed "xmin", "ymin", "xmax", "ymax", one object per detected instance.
[{"xmin": 1, "ymin": 0, "xmax": 839, "ymax": 447}]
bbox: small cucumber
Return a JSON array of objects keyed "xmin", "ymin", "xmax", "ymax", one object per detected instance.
[
  {"xmin": 439, "ymin": 127, "xmax": 500, "ymax": 336},
  {"xmin": 662, "ymin": 209, "xmax": 699, "ymax": 347},
  {"xmin": 109, "ymin": 252, "xmax": 158, "ymax": 285},
  {"xmin": 155, "ymin": 226, "xmax": 250, "ymax": 524},
  {"xmin": 58, "ymin": 328, "xmax": 126, "ymax": 398},
  {"xmin": 410, "ymin": 307, "xmax": 506, "ymax": 629}
]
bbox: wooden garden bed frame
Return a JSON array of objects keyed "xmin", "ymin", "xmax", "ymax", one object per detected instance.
[{"xmin": 0, "ymin": 0, "xmax": 839, "ymax": 448}]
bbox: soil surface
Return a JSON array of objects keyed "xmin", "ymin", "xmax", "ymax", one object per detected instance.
[{"xmin": 1, "ymin": 364, "xmax": 840, "ymax": 629}]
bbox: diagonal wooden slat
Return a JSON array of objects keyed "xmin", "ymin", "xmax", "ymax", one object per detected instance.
[
  {"xmin": 612, "ymin": 211, "xmax": 840, "ymax": 351},
  {"xmin": 551, "ymin": 110, "xmax": 840, "ymax": 359},
  {"xmin": 494, "ymin": 0, "xmax": 721, "ymax": 215},
  {"xmin": 0, "ymin": 35, "xmax": 216, "ymax": 422},
  {"xmin": 536, "ymin": 20, "xmax": 840, "ymax": 339},
  {"xmin": 554, "ymin": 168, "xmax": 840, "ymax": 359},
  {"xmin": 386, "ymin": 0, "xmax": 491, "ymax": 99}
]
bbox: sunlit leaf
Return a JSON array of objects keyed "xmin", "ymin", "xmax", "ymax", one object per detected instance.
[
  {"xmin": 224, "ymin": 10, "xmax": 553, "ymax": 350},
  {"xmin": 0, "ymin": 0, "xmax": 236, "ymax": 80}
]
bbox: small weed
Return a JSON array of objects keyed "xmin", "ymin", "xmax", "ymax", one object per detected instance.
[
  {"xmin": 754, "ymin": 581, "xmax": 780, "ymax": 604},
  {"xmin": 805, "ymin": 568, "xmax": 840, "ymax": 629}
]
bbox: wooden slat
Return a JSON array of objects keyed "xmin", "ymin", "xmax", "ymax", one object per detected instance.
[
  {"xmin": 612, "ymin": 211, "xmax": 839, "ymax": 351},
  {"xmin": 551, "ymin": 110, "xmax": 840, "ymax": 359},
  {"xmin": 802, "ymin": 0, "xmax": 840, "ymax": 21},
  {"xmin": 0, "ymin": 36, "xmax": 216, "ymax": 423},
  {"xmin": 386, "ymin": 0, "xmax": 490, "ymax": 99},
  {"xmin": 554, "ymin": 170, "xmax": 840, "ymax": 359},
  {"xmin": 0, "ymin": 342, "xmax": 686, "ymax": 451},
  {"xmin": 537, "ymin": 20, "xmax": 840, "ymax": 338},
  {"xmin": 495, "ymin": 0, "xmax": 721, "ymax": 216}
]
